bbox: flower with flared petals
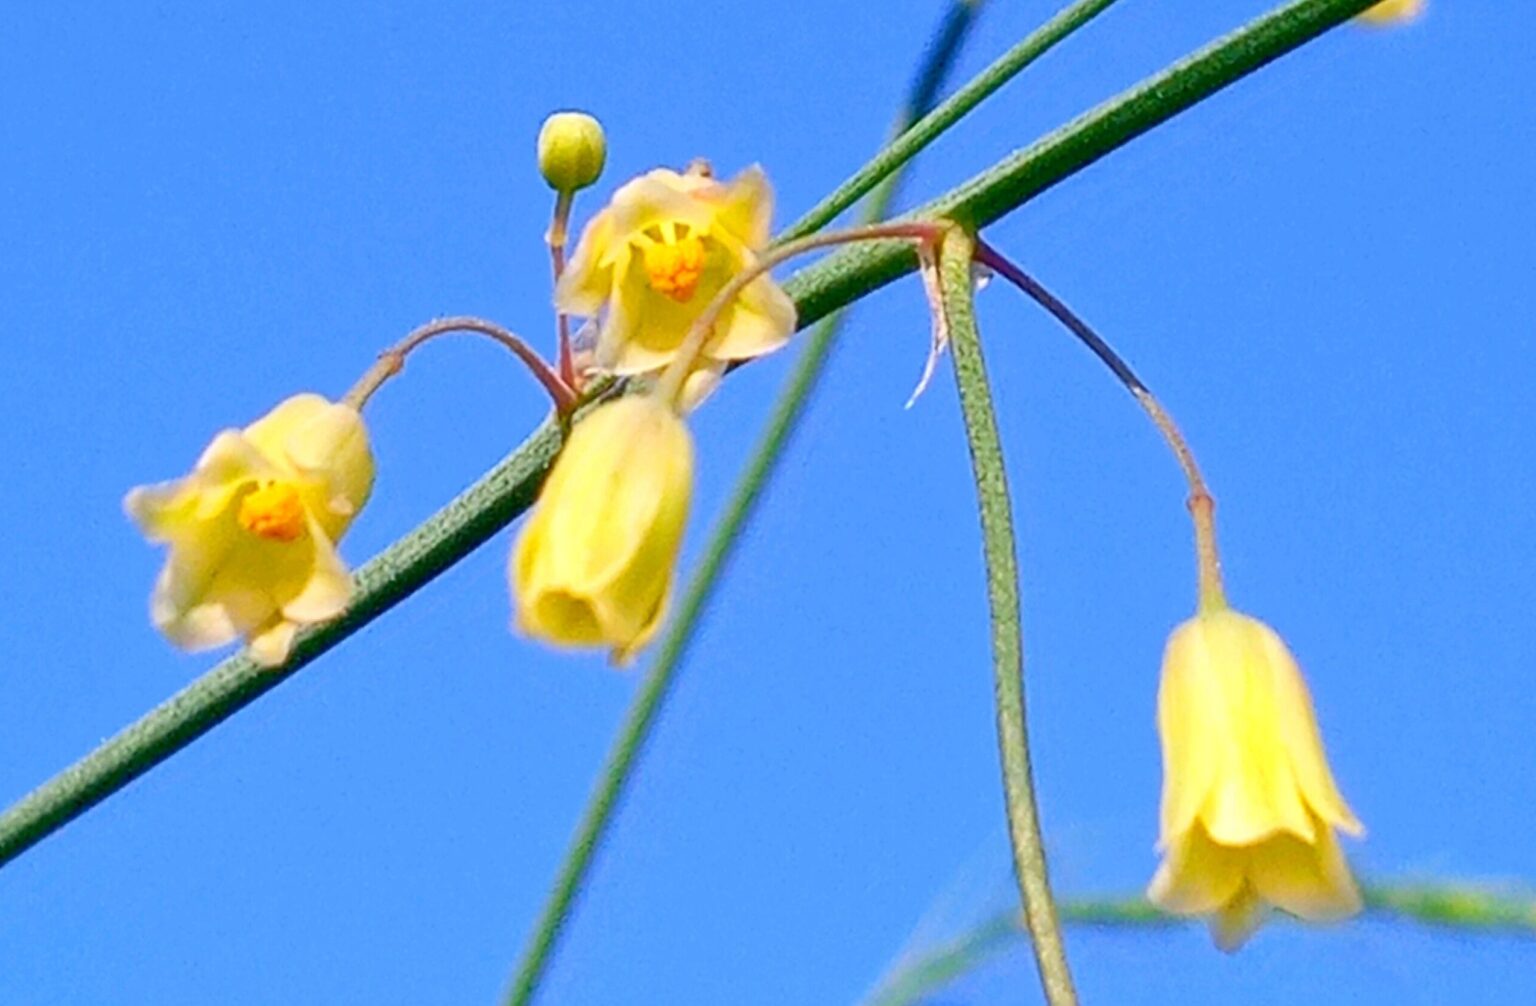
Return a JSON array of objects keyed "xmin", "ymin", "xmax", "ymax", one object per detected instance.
[
  {"xmin": 555, "ymin": 164, "xmax": 796, "ymax": 377},
  {"xmin": 512, "ymin": 395, "xmax": 692, "ymax": 664},
  {"xmin": 1149, "ymin": 607, "xmax": 1365, "ymax": 949},
  {"xmin": 126, "ymin": 394, "xmax": 374, "ymax": 666}
]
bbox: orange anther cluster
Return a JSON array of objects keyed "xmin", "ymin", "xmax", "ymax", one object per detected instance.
[
  {"xmin": 642, "ymin": 235, "xmax": 706, "ymax": 302},
  {"xmin": 237, "ymin": 482, "xmax": 308, "ymax": 543}
]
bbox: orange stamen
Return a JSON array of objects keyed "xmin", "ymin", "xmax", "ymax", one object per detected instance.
[
  {"xmin": 642, "ymin": 234, "xmax": 706, "ymax": 302},
  {"xmin": 238, "ymin": 483, "xmax": 308, "ymax": 542}
]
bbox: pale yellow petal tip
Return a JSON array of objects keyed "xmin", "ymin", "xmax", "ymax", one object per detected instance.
[
  {"xmin": 248, "ymin": 620, "xmax": 300, "ymax": 668},
  {"xmin": 677, "ymin": 366, "xmax": 724, "ymax": 414},
  {"xmin": 128, "ymin": 395, "xmax": 374, "ymax": 663},
  {"xmin": 510, "ymin": 396, "xmax": 692, "ymax": 666},
  {"xmin": 1152, "ymin": 606, "xmax": 1364, "ymax": 948},
  {"xmin": 1211, "ymin": 888, "xmax": 1264, "ymax": 952},
  {"xmin": 1358, "ymin": 0, "xmax": 1424, "ymax": 26}
]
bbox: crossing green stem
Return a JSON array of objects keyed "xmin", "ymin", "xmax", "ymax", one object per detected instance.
[
  {"xmin": 867, "ymin": 882, "xmax": 1536, "ymax": 1006},
  {"xmin": 939, "ymin": 227, "xmax": 1075, "ymax": 1006},
  {"xmin": 500, "ymin": 7, "xmax": 990, "ymax": 1003},
  {"xmin": 0, "ymin": 0, "xmax": 1382, "ymax": 877}
]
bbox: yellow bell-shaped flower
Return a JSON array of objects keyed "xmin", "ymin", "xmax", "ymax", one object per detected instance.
[
  {"xmin": 1149, "ymin": 607, "xmax": 1365, "ymax": 950},
  {"xmin": 1358, "ymin": 0, "xmax": 1423, "ymax": 25},
  {"xmin": 125, "ymin": 393, "xmax": 375, "ymax": 666},
  {"xmin": 555, "ymin": 164, "xmax": 796, "ymax": 377},
  {"xmin": 512, "ymin": 394, "xmax": 693, "ymax": 664}
]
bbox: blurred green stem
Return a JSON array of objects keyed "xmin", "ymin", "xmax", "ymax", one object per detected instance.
[
  {"xmin": 939, "ymin": 226, "xmax": 1076, "ymax": 1006},
  {"xmin": 501, "ymin": 6, "xmax": 991, "ymax": 1004},
  {"xmin": 0, "ymin": 0, "xmax": 1383, "ymax": 876},
  {"xmin": 867, "ymin": 882, "xmax": 1536, "ymax": 1006},
  {"xmin": 778, "ymin": 0, "xmax": 1123, "ymax": 242}
]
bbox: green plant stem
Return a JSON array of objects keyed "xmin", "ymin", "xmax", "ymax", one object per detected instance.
[
  {"xmin": 939, "ymin": 227, "xmax": 1075, "ymax": 1006},
  {"xmin": 0, "ymin": 410, "xmax": 576, "ymax": 869},
  {"xmin": 0, "ymin": 0, "xmax": 1381, "ymax": 874},
  {"xmin": 777, "ymin": 0, "xmax": 1122, "ymax": 243},
  {"xmin": 501, "ymin": 7, "xmax": 989, "ymax": 1004},
  {"xmin": 782, "ymin": 0, "xmax": 1385, "ymax": 325},
  {"xmin": 867, "ymin": 882, "xmax": 1536, "ymax": 1006}
]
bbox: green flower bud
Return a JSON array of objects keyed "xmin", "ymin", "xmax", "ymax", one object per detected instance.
[{"xmin": 537, "ymin": 111, "xmax": 606, "ymax": 193}]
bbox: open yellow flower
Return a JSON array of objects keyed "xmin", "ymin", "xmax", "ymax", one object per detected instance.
[
  {"xmin": 1149, "ymin": 607, "xmax": 1365, "ymax": 950},
  {"xmin": 1359, "ymin": 0, "xmax": 1424, "ymax": 25},
  {"xmin": 125, "ymin": 394, "xmax": 374, "ymax": 666},
  {"xmin": 555, "ymin": 164, "xmax": 796, "ymax": 376},
  {"xmin": 512, "ymin": 394, "xmax": 692, "ymax": 664}
]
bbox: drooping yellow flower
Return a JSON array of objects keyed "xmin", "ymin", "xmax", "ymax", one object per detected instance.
[
  {"xmin": 555, "ymin": 164, "xmax": 797, "ymax": 376},
  {"xmin": 125, "ymin": 394, "xmax": 374, "ymax": 667},
  {"xmin": 512, "ymin": 394, "xmax": 692, "ymax": 664},
  {"xmin": 1149, "ymin": 607, "xmax": 1365, "ymax": 950},
  {"xmin": 1358, "ymin": 0, "xmax": 1424, "ymax": 25}
]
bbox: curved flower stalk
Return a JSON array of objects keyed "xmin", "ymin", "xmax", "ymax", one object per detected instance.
[
  {"xmin": 2, "ymin": 0, "xmax": 1394, "ymax": 905},
  {"xmin": 556, "ymin": 164, "xmax": 798, "ymax": 379},
  {"xmin": 512, "ymin": 395, "xmax": 694, "ymax": 664},
  {"xmin": 970, "ymin": 241, "xmax": 1365, "ymax": 949},
  {"xmin": 512, "ymin": 215, "xmax": 940, "ymax": 666},
  {"xmin": 125, "ymin": 394, "xmax": 374, "ymax": 666}
]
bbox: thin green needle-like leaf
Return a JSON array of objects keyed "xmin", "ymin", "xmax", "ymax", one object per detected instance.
[
  {"xmin": 0, "ymin": 0, "xmax": 1383, "ymax": 875},
  {"xmin": 783, "ymin": 0, "xmax": 1386, "ymax": 325},
  {"xmin": 500, "ymin": 6, "xmax": 990, "ymax": 1004},
  {"xmin": 868, "ymin": 882, "xmax": 1536, "ymax": 1006},
  {"xmin": 777, "ymin": 0, "xmax": 1123, "ymax": 243},
  {"xmin": 939, "ymin": 226, "xmax": 1075, "ymax": 1006}
]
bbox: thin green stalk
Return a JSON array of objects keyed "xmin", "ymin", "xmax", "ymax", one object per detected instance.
[
  {"xmin": 501, "ymin": 7, "xmax": 988, "ymax": 1003},
  {"xmin": 782, "ymin": 0, "xmax": 1385, "ymax": 325},
  {"xmin": 939, "ymin": 227, "xmax": 1075, "ymax": 1006},
  {"xmin": 777, "ymin": 0, "xmax": 1122, "ymax": 243},
  {"xmin": 868, "ymin": 882, "xmax": 1536, "ymax": 1006},
  {"xmin": 0, "ymin": 410, "xmax": 576, "ymax": 869},
  {"xmin": 0, "ymin": 0, "xmax": 1381, "ymax": 874}
]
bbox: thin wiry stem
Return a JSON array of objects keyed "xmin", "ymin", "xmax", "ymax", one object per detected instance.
[
  {"xmin": 938, "ymin": 226, "xmax": 1076, "ymax": 1005},
  {"xmin": 653, "ymin": 221, "xmax": 941, "ymax": 406},
  {"xmin": 342, "ymin": 315, "xmax": 576, "ymax": 415},
  {"xmin": 867, "ymin": 882, "xmax": 1536, "ymax": 1006},
  {"xmin": 0, "ymin": 0, "xmax": 1381, "ymax": 875},
  {"xmin": 781, "ymin": 0, "xmax": 1387, "ymax": 325},
  {"xmin": 778, "ymin": 0, "xmax": 1125, "ymax": 242},
  {"xmin": 548, "ymin": 190, "xmax": 577, "ymax": 389},
  {"xmin": 971, "ymin": 239, "xmax": 1228, "ymax": 609}
]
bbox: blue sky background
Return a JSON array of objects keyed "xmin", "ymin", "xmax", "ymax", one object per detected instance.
[{"xmin": 2, "ymin": 2, "xmax": 1532, "ymax": 1003}]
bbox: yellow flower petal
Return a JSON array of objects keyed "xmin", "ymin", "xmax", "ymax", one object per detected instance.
[
  {"xmin": 280, "ymin": 518, "xmax": 356, "ymax": 623},
  {"xmin": 1246, "ymin": 816, "xmax": 1362, "ymax": 923},
  {"xmin": 1156, "ymin": 619, "xmax": 1223, "ymax": 844},
  {"xmin": 676, "ymin": 364, "xmax": 725, "ymax": 414},
  {"xmin": 511, "ymin": 395, "xmax": 693, "ymax": 664},
  {"xmin": 127, "ymin": 394, "xmax": 375, "ymax": 665},
  {"xmin": 1256, "ymin": 622, "xmax": 1364, "ymax": 836},
  {"xmin": 555, "ymin": 164, "xmax": 794, "ymax": 376},
  {"xmin": 709, "ymin": 271, "xmax": 798, "ymax": 363},
  {"xmin": 1211, "ymin": 886, "xmax": 1264, "ymax": 953},
  {"xmin": 1358, "ymin": 0, "xmax": 1423, "ymax": 25},
  {"xmin": 1148, "ymin": 824, "xmax": 1245, "ymax": 916},
  {"xmin": 712, "ymin": 165, "xmax": 774, "ymax": 249},
  {"xmin": 1150, "ymin": 607, "xmax": 1364, "ymax": 948},
  {"xmin": 247, "ymin": 619, "xmax": 300, "ymax": 668}
]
